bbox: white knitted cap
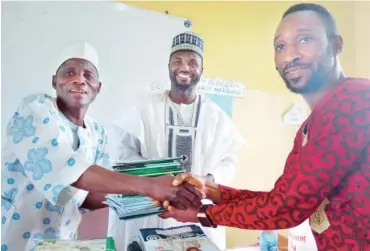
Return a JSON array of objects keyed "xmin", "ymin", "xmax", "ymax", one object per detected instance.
[{"xmin": 56, "ymin": 41, "xmax": 99, "ymax": 72}]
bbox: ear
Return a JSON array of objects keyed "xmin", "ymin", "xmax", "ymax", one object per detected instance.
[
  {"xmin": 332, "ymin": 35, "xmax": 343, "ymax": 55},
  {"xmin": 52, "ymin": 75, "xmax": 57, "ymax": 89},
  {"xmin": 200, "ymin": 67, "xmax": 204, "ymax": 75},
  {"xmin": 97, "ymin": 82, "xmax": 102, "ymax": 93}
]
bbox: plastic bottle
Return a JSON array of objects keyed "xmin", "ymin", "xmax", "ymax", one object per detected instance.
[{"xmin": 260, "ymin": 230, "xmax": 278, "ymax": 251}]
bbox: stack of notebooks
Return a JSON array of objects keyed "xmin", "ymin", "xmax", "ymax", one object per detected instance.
[
  {"xmin": 127, "ymin": 225, "xmax": 221, "ymax": 251},
  {"xmin": 105, "ymin": 157, "xmax": 185, "ymax": 220},
  {"xmin": 35, "ymin": 237, "xmax": 116, "ymax": 250}
]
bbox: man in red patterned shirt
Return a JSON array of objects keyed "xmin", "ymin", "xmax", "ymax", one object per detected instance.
[{"xmin": 159, "ymin": 3, "xmax": 370, "ymax": 251}]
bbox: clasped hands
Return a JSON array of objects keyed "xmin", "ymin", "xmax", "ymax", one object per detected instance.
[{"xmin": 149, "ymin": 173, "xmax": 207, "ymax": 223}]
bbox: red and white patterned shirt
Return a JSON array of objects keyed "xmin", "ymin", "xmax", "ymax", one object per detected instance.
[{"xmin": 206, "ymin": 78, "xmax": 370, "ymax": 251}]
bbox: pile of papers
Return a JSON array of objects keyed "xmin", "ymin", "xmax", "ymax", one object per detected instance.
[
  {"xmin": 105, "ymin": 157, "xmax": 185, "ymax": 220},
  {"xmin": 127, "ymin": 224, "xmax": 221, "ymax": 251},
  {"xmin": 35, "ymin": 237, "xmax": 116, "ymax": 251}
]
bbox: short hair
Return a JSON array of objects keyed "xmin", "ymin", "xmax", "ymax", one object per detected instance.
[{"xmin": 282, "ymin": 3, "xmax": 338, "ymax": 39}]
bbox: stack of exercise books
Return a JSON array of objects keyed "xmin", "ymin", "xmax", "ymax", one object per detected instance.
[
  {"xmin": 35, "ymin": 237, "xmax": 116, "ymax": 251},
  {"xmin": 105, "ymin": 157, "xmax": 185, "ymax": 220},
  {"xmin": 127, "ymin": 225, "xmax": 221, "ymax": 251}
]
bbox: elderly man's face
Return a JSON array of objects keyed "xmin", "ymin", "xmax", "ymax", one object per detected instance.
[
  {"xmin": 169, "ymin": 50, "xmax": 203, "ymax": 91},
  {"xmin": 52, "ymin": 58, "xmax": 101, "ymax": 107}
]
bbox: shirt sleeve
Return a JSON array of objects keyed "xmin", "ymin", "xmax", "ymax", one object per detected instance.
[
  {"xmin": 208, "ymin": 154, "xmax": 238, "ymax": 186},
  {"xmin": 206, "ymin": 105, "xmax": 245, "ymax": 186},
  {"xmin": 5, "ymin": 94, "xmax": 93, "ymax": 207},
  {"xmin": 216, "ymin": 185, "xmax": 264, "ymax": 205},
  {"xmin": 77, "ymin": 124, "xmax": 110, "ymax": 212},
  {"xmin": 206, "ymin": 90, "xmax": 370, "ymax": 230},
  {"xmin": 94, "ymin": 127, "xmax": 110, "ymax": 169},
  {"xmin": 213, "ymin": 144, "xmax": 298, "ymax": 204},
  {"xmin": 108, "ymin": 125, "xmax": 145, "ymax": 162}
]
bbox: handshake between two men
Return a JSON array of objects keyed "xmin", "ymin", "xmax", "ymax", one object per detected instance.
[{"xmin": 149, "ymin": 173, "xmax": 221, "ymax": 224}]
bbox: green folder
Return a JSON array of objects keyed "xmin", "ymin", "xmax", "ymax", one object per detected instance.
[
  {"xmin": 112, "ymin": 156, "xmax": 184, "ymax": 169},
  {"xmin": 107, "ymin": 157, "xmax": 185, "ymax": 220}
]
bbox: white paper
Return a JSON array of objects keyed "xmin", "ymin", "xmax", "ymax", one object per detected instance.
[
  {"xmin": 198, "ymin": 77, "xmax": 246, "ymax": 97},
  {"xmin": 283, "ymin": 102, "xmax": 309, "ymax": 126}
]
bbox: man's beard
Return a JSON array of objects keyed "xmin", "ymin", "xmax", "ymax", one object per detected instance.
[
  {"xmin": 281, "ymin": 65, "xmax": 330, "ymax": 94},
  {"xmin": 281, "ymin": 51, "xmax": 334, "ymax": 94},
  {"xmin": 169, "ymin": 71, "xmax": 201, "ymax": 91}
]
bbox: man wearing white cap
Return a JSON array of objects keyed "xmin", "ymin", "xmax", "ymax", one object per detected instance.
[
  {"xmin": 109, "ymin": 32, "xmax": 244, "ymax": 250},
  {"xmin": 1, "ymin": 41, "xmax": 203, "ymax": 251}
]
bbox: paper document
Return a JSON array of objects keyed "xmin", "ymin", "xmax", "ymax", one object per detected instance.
[{"xmin": 282, "ymin": 102, "xmax": 308, "ymax": 126}]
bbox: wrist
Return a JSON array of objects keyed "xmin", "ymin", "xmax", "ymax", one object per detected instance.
[
  {"xmin": 133, "ymin": 176, "xmax": 152, "ymax": 196},
  {"xmin": 204, "ymin": 173, "xmax": 215, "ymax": 183},
  {"xmin": 197, "ymin": 204, "xmax": 217, "ymax": 228},
  {"xmin": 204, "ymin": 179, "xmax": 221, "ymax": 203}
]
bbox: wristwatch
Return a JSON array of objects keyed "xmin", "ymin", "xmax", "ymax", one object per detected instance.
[{"xmin": 197, "ymin": 204, "xmax": 217, "ymax": 228}]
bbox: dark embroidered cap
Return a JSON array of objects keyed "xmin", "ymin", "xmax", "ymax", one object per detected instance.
[{"xmin": 171, "ymin": 31, "xmax": 204, "ymax": 57}]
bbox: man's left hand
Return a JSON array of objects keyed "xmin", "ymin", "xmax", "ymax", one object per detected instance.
[{"xmin": 158, "ymin": 207, "xmax": 199, "ymax": 223}]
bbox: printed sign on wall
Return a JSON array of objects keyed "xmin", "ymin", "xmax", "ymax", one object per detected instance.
[
  {"xmin": 198, "ymin": 77, "xmax": 246, "ymax": 98},
  {"xmin": 282, "ymin": 101, "xmax": 309, "ymax": 126}
]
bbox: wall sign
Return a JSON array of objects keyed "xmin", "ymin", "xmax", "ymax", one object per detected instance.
[
  {"xmin": 282, "ymin": 101, "xmax": 309, "ymax": 126},
  {"xmin": 198, "ymin": 77, "xmax": 245, "ymax": 98}
]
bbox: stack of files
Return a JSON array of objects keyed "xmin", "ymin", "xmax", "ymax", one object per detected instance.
[
  {"xmin": 105, "ymin": 157, "xmax": 185, "ymax": 220},
  {"xmin": 105, "ymin": 195, "xmax": 165, "ymax": 220},
  {"xmin": 35, "ymin": 237, "xmax": 116, "ymax": 250},
  {"xmin": 127, "ymin": 224, "xmax": 221, "ymax": 251}
]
